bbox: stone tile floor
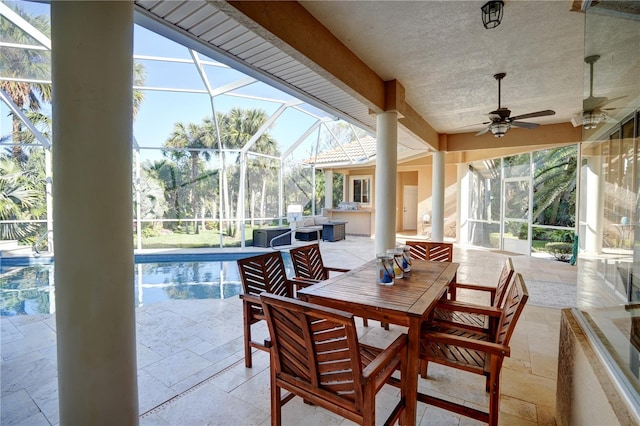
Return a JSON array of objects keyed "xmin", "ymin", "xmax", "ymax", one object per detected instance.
[{"xmin": 1, "ymin": 236, "xmax": 576, "ymax": 425}]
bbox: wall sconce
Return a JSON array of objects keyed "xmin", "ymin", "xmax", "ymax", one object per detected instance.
[{"xmin": 481, "ymin": 0, "xmax": 504, "ymax": 29}]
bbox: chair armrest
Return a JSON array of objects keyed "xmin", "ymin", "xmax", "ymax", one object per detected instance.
[
  {"xmin": 435, "ymin": 300, "xmax": 502, "ymax": 317},
  {"xmin": 239, "ymin": 293, "xmax": 262, "ymax": 305},
  {"xmin": 361, "ymin": 333, "xmax": 407, "ymax": 384},
  {"xmin": 325, "ymin": 266, "xmax": 351, "ymax": 274},
  {"xmin": 290, "ymin": 277, "xmax": 318, "ymax": 289},
  {"xmin": 422, "ymin": 331, "xmax": 510, "ymax": 357},
  {"xmin": 450, "ymin": 282, "xmax": 497, "ymax": 297}
]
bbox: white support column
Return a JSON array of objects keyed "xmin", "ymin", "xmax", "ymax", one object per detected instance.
[
  {"xmin": 375, "ymin": 112, "xmax": 398, "ymax": 254},
  {"xmin": 585, "ymin": 156, "xmax": 604, "ymax": 254},
  {"xmin": 431, "ymin": 151, "xmax": 445, "ymax": 241},
  {"xmin": 52, "ymin": 3, "xmax": 138, "ymax": 424},
  {"xmin": 324, "ymin": 169, "xmax": 333, "ymax": 211},
  {"xmin": 457, "ymin": 164, "xmax": 469, "ymax": 245}
]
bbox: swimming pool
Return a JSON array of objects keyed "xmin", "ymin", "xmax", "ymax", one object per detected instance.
[{"xmin": 0, "ymin": 253, "xmax": 294, "ymax": 316}]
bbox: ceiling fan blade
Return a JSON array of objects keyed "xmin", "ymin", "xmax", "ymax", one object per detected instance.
[
  {"xmin": 584, "ymin": 94, "xmax": 627, "ymax": 111},
  {"xmin": 475, "ymin": 127, "xmax": 491, "ymax": 136},
  {"xmin": 511, "ymin": 121, "xmax": 540, "ymax": 129},
  {"xmin": 583, "ymin": 95, "xmax": 610, "ymax": 111},
  {"xmin": 456, "ymin": 121, "xmax": 491, "ymax": 130},
  {"xmin": 509, "ymin": 110, "xmax": 556, "ymax": 121}
]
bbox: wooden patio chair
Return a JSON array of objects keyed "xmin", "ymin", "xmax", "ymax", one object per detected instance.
[
  {"xmin": 289, "ymin": 243, "xmax": 373, "ymax": 328},
  {"xmin": 405, "ymin": 241, "xmax": 453, "ymax": 262},
  {"xmin": 430, "ymin": 257, "xmax": 515, "ymax": 333},
  {"xmin": 417, "ymin": 273, "xmax": 529, "ymax": 426},
  {"xmin": 237, "ymin": 251, "xmax": 312, "ymax": 368},
  {"xmin": 260, "ymin": 292, "xmax": 407, "ymax": 426},
  {"xmin": 406, "ymin": 241, "xmax": 455, "ymax": 302},
  {"xmin": 289, "ymin": 243, "xmax": 350, "ymax": 281}
]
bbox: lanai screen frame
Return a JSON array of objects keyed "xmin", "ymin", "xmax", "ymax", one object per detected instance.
[{"xmin": 0, "ymin": 1, "xmax": 380, "ymax": 250}]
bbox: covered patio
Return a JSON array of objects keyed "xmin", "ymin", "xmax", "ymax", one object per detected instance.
[
  {"xmin": 1, "ymin": 0, "xmax": 639, "ymax": 424},
  {"xmin": 1, "ymin": 238, "xmax": 574, "ymax": 425}
]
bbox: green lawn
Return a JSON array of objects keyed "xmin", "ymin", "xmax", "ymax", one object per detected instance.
[{"xmin": 137, "ymin": 229, "xmax": 253, "ymax": 248}]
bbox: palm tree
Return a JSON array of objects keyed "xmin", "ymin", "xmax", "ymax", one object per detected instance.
[
  {"xmin": 132, "ymin": 62, "xmax": 146, "ymax": 120},
  {"xmin": 164, "ymin": 122, "xmax": 215, "ymax": 233},
  {"xmin": 0, "ymin": 4, "xmax": 51, "ymax": 163},
  {"xmin": 145, "ymin": 159, "xmax": 182, "ymax": 222},
  {"xmin": 0, "ymin": 157, "xmax": 40, "ymax": 240},
  {"xmin": 217, "ymin": 108, "xmax": 280, "ymax": 235},
  {"xmin": 533, "ymin": 146, "xmax": 577, "ymax": 227}
]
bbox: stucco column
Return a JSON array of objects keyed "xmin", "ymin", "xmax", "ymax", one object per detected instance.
[
  {"xmin": 324, "ymin": 170, "xmax": 333, "ymax": 211},
  {"xmin": 375, "ymin": 112, "xmax": 398, "ymax": 254},
  {"xmin": 584, "ymin": 157, "xmax": 604, "ymax": 254},
  {"xmin": 457, "ymin": 164, "xmax": 469, "ymax": 245},
  {"xmin": 431, "ymin": 150, "xmax": 445, "ymax": 241},
  {"xmin": 52, "ymin": 2, "xmax": 138, "ymax": 424}
]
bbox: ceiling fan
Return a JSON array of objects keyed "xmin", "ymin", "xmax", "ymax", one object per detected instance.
[
  {"xmin": 476, "ymin": 73, "xmax": 555, "ymax": 138},
  {"xmin": 571, "ymin": 55, "xmax": 624, "ymax": 129}
]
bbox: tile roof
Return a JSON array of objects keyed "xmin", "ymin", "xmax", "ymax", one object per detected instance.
[{"xmin": 304, "ymin": 136, "xmax": 377, "ymax": 165}]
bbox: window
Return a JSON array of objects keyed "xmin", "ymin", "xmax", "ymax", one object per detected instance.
[{"xmin": 350, "ymin": 176, "xmax": 371, "ymax": 204}]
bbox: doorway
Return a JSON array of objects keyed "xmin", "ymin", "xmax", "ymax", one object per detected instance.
[
  {"xmin": 502, "ymin": 177, "xmax": 530, "ymax": 254},
  {"xmin": 403, "ymin": 185, "xmax": 418, "ymax": 230}
]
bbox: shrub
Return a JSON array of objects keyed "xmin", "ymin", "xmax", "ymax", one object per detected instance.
[
  {"xmin": 204, "ymin": 221, "xmax": 218, "ymax": 231},
  {"xmin": 545, "ymin": 242, "xmax": 573, "ymax": 262},
  {"xmin": 141, "ymin": 227, "xmax": 160, "ymax": 238}
]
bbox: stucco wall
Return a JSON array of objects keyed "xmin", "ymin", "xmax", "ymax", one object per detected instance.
[{"xmin": 557, "ymin": 309, "xmax": 637, "ymax": 426}]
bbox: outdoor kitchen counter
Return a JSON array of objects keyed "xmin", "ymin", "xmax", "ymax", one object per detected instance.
[{"xmin": 324, "ymin": 208, "xmax": 373, "ymax": 236}]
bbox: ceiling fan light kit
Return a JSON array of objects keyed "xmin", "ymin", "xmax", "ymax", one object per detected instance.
[
  {"xmin": 481, "ymin": 0, "xmax": 504, "ymax": 29},
  {"xmin": 582, "ymin": 110, "xmax": 608, "ymax": 130},
  {"xmin": 490, "ymin": 122, "xmax": 510, "ymax": 137},
  {"xmin": 571, "ymin": 54, "xmax": 624, "ymax": 130},
  {"xmin": 475, "ymin": 72, "xmax": 556, "ymax": 138}
]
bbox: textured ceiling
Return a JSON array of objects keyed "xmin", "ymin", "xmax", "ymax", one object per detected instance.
[{"xmin": 299, "ymin": 0, "xmax": 585, "ymax": 134}]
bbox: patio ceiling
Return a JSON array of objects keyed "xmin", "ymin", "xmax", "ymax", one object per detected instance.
[{"xmin": 135, "ymin": 1, "xmax": 639, "ymax": 154}]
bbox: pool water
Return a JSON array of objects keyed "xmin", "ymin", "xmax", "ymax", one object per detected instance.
[{"xmin": 0, "ymin": 257, "xmax": 294, "ymax": 316}]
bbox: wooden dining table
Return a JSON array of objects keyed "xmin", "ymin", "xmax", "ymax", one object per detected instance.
[{"xmin": 297, "ymin": 258, "xmax": 459, "ymax": 425}]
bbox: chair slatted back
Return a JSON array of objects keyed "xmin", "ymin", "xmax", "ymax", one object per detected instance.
[
  {"xmin": 406, "ymin": 241, "xmax": 453, "ymax": 262},
  {"xmin": 493, "ymin": 257, "xmax": 515, "ymax": 308},
  {"xmin": 261, "ymin": 292, "xmax": 364, "ymax": 409},
  {"xmin": 237, "ymin": 252, "xmax": 292, "ymax": 298},
  {"xmin": 495, "ymin": 273, "xmax": 528, "ymax": 346},
  {"xmin": 289, "ymin": 243, "xmax": 327, "ymax": 281}
]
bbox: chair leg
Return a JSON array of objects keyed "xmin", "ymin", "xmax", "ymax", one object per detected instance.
[
  {"xmin": 362, "ymin": 383, "xmax": 375, "ymax": 426},
  {"xmin": 488, "ymin": 374, "xmax": 499, "ymax": 426},
  {"xmin": 271, "ymin": 367, "xmax": 281, "ymax": 426},
  {"xmin": 243, "ymin": 306, "xmax": 253, "ymax": 368},
  {"xmin": 381, "ymin": 322, "xmax": 390, "ymax": 330},
  {"xmin": 362, "ymin": 317, "xmax": 369, "ymax": 327},
  {"xmin": 488, "ymin": 359, "xmax": 502, "ymax": 426},
  {"xmin": 420, "ymin": 359, "xmax": 429, "ymax": 378}
]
